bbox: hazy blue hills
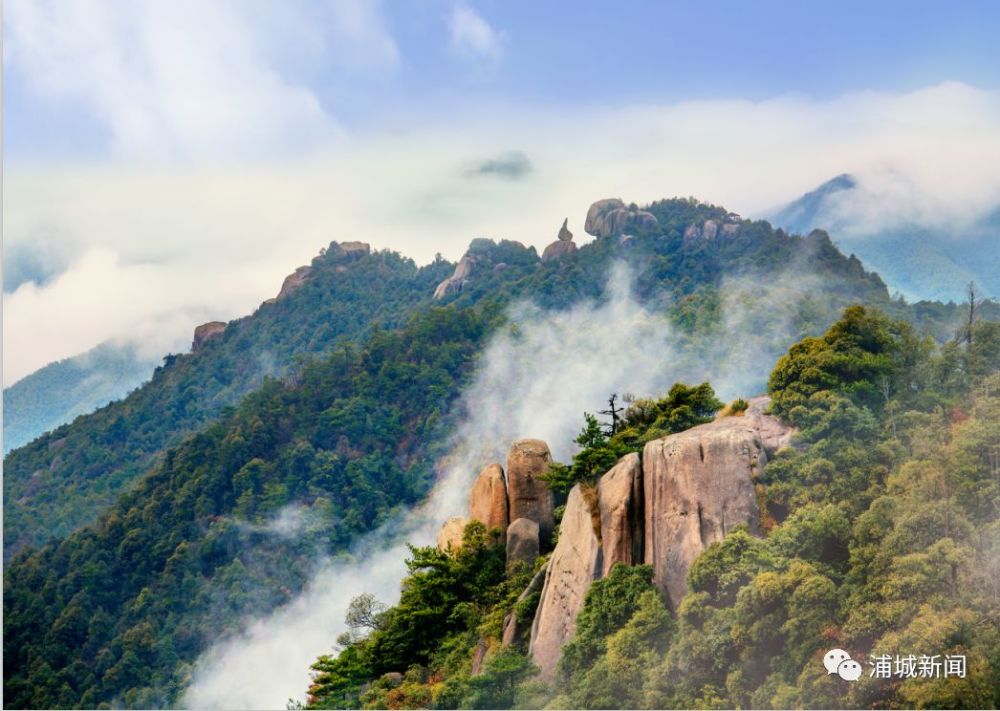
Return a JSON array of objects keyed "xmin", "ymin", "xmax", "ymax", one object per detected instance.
[
  {"xmin": 2, "ymin": 243, "xmax": 452, "ymax": 556},
  {"xmin": 3, "ymin": 342, "xmax": 158, "ymax": 454},
  {"xmin": 769, "ymin": 173, "xmax": 1000, "ymax": 303}
]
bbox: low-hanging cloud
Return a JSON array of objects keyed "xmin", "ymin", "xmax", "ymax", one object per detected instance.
[
  {"xmin": 1, "ymin": 248, "xmax": 286, "ymax": 385},
  {"xmin": 465, "ymin": 150, "xmax": 533, "ymax": 180},
  {"xmin": 6, "ymin": 82, "xmax": 1000, "ymax": 382},
  {"xmin": 182, "ymin": 262, "xmax": 821, "ymax": 708}
]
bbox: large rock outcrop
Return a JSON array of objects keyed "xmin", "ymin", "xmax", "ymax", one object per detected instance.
[
  {"xmin": 642, "ymin": 396, "xmax": 792, "ymax": 609},
  {"xmin": 506, "ymin": 517, "xmax": 540, "ymax": 567},
  {"xmin": 597, "ymin": 452, "xmax": 643, "ymax": 575},
  {"xmin": 192, "ymin": 321, "xmax": 226, "ymax": 351},
  {"xmin": 277, "ymin": 265, "xmax": 311, "ymax": 300},
  {"xmin": 470, "ymin": 463, "xmax": 509, "ymax": 532},
  {"xmin": 541, "ymin": 218, "xmax": 578, "ymax": 262},
  {"xmin": 529, "ymin": 485, "xmax": 602, "ymax": 679},
  {"xmin": 683, "ymin": 217, "xmax": 741, "ymax": 245},
  {"xmin": 506, "ymin": 439, "xmax": 556, "ymax": 543},
  {"xmin": 437, "ymin": 516, "xmax": 469, "ymax": 552},
  {"xmin": 584, "ymin": 198, "xmax": 659, "ymax": 238},
  {"xmin": 335, "ymin": 241, "xmax": 371, "ymax": 259},
  {"xmin": 433, "ymin": 254, "xmax": 477, "ymax": 299}
]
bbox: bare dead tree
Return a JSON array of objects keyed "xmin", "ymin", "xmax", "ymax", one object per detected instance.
[
  {"xmin": 964, "ymin": 281, "xmax": 980, "ymax": 350},
  {"xmin": 599, "ymin": 393, "xmax": 624, "ymax": 436}
]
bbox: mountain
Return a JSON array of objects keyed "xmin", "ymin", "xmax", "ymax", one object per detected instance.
[
  {"xmin": 3, "ymin": 196, "xmax": 992, "ymax": 709},
  {"xmin": 304, "ymin": 308, "xmax": 1000, "ymax": 710},
  {"xmin": 769, "ymin": 173, "xmax": 1000, "ymax": 303},
  {"xmin": 2, "ymin": 242, "xmax": 452, "ymax": 556},
  {"xmin": 3, "ymin": 342, "xmax": 158, "ymax": 454}
]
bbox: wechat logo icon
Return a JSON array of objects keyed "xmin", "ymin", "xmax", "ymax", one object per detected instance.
[{"xmin": 824, "ymin": 649, "xmax": 862, "ymax": 681}]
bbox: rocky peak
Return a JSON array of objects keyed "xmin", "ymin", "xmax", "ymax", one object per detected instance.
[
  {"xmin": 277, "ymin": 266, "xmax": 311, "ymax": 300},
  {"xmin": 334, "ymin": 241, "xmax": 371, "ymax": 259},
  {"xmin": 557, "ymin": 218, "xmax": 573, "ymax": 242},
  {"xmin": 506, "ymin": 438, "xmax": 556, "ymax": 542},
  {"xmin": 584, "ymin": 198, "xmax": 659, "ymax": 238},
  {"xmin": 436, "ymin": 402, "xmax": 793, "ymax": 678},
  {"xmin": 542, "ymin": 218, "xmax": 578, "ymax": 262},
  {"xmin": 192, "ymin": 321, "xmax": 226, "ymax": 351}
]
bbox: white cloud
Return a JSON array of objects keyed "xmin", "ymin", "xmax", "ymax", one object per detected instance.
[
  {"xmin": 5, "ymin": 82, "xmax": 1000, "ymax": 383},
  {"xmin": 326, "ymin": 0, "xmax": 401, "ymax": 72},
  {"xmin": 1, "ymin": 247, "xmax": 280, "ymax": 384},
  {"xmin": 447, "ymin": 3, "xmax": 503, "ymax": 61},
  {"xmin": 3, "ymin": 0, "xmax": 400, "ymax": 161}
]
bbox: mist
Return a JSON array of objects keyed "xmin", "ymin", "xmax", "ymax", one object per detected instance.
[
  {"xmin": 7, "ymin": 81, "xmax": 1000, "ymax": 383},
  {"xmin": 181, "ymin": 262, "xmax": 823, "ymax": 708}
]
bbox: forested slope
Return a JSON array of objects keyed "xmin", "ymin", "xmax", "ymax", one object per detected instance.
[
  {"xmin": 3, "ymin": 245, "xmax": 452, "ymax": 554},
  {"xmin": 4, "ymin": 196, "xmax": 993, "ymax": 709},
  {"xmin": 304, "ymin": 309, "xmax": 1000, "ymax": 710},
  {"xmin": 3, "ymin": 342, "xmax": 159, "ymax": 455}
]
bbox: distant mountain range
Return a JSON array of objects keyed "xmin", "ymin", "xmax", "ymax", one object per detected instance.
[
  {"xmin": 3, "ymin": 342, "xmax": 157, "ymax": 454},
  {"xmin": 769, "ymin": 174, "xmax": 1000, "ymax": 303}
]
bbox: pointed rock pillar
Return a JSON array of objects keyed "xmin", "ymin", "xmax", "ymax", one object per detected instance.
[
  {"xmin": 469, "ymin": 463, "xmax": 509, "ymax": 532},
  {"xmin": 506, "ymin": 439, "xmax": 555, "ymax": 545}
]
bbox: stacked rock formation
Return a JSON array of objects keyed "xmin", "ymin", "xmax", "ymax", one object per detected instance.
[
  {"xmin": 433, "ymin": 397, "xmax": 793, "ymax": 681},
  {"xmin": 506, "ymin": 439, "xmax": 556, "ymax": 542},
  {"xmin": 541, "ymin": 219, "xmax": 578, "ymax": 261},
  {"xmin": 435, "ymin": 440, "xmax": 556, "ymax": 562}
]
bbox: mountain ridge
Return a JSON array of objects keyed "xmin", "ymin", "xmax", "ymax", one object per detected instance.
[
  {"xmin": 4, "ymin": 195, "xmax": 995, "ymax": 708},
  {"xmin": 769, "ymin": 173, "xmax": 1000, "ymax": 302}
]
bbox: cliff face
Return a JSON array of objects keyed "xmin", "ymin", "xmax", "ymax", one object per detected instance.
[
  {"xmin": 438, "ymin": 397, "xmax": 793, "ymax": 680},
  {"xmin": 597, "ymin": 452, "xmax": 643, "ymax": 575},
  {"xmin": 643, "ymin": 397, "xmax": 781, "ymax": 609},
  {"xmin": 528, "ymin": 485, "xmax": 602, "ymax": 679},
  {"xmin": 192, "ymin": 321, "xmax": 226, "ymax": 351},
  {"xmin": 527, "ymin": 396, "xmax": 793, "ymax": 676}
]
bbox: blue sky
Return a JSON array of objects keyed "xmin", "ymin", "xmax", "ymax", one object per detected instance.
[
  {"xmin": 6, "ymin": 0, "xmax": 1000, "ymax": 159},
  {"xmin": 4, "ymin": 0, "xmax": 1000, "ymax": 383}
]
